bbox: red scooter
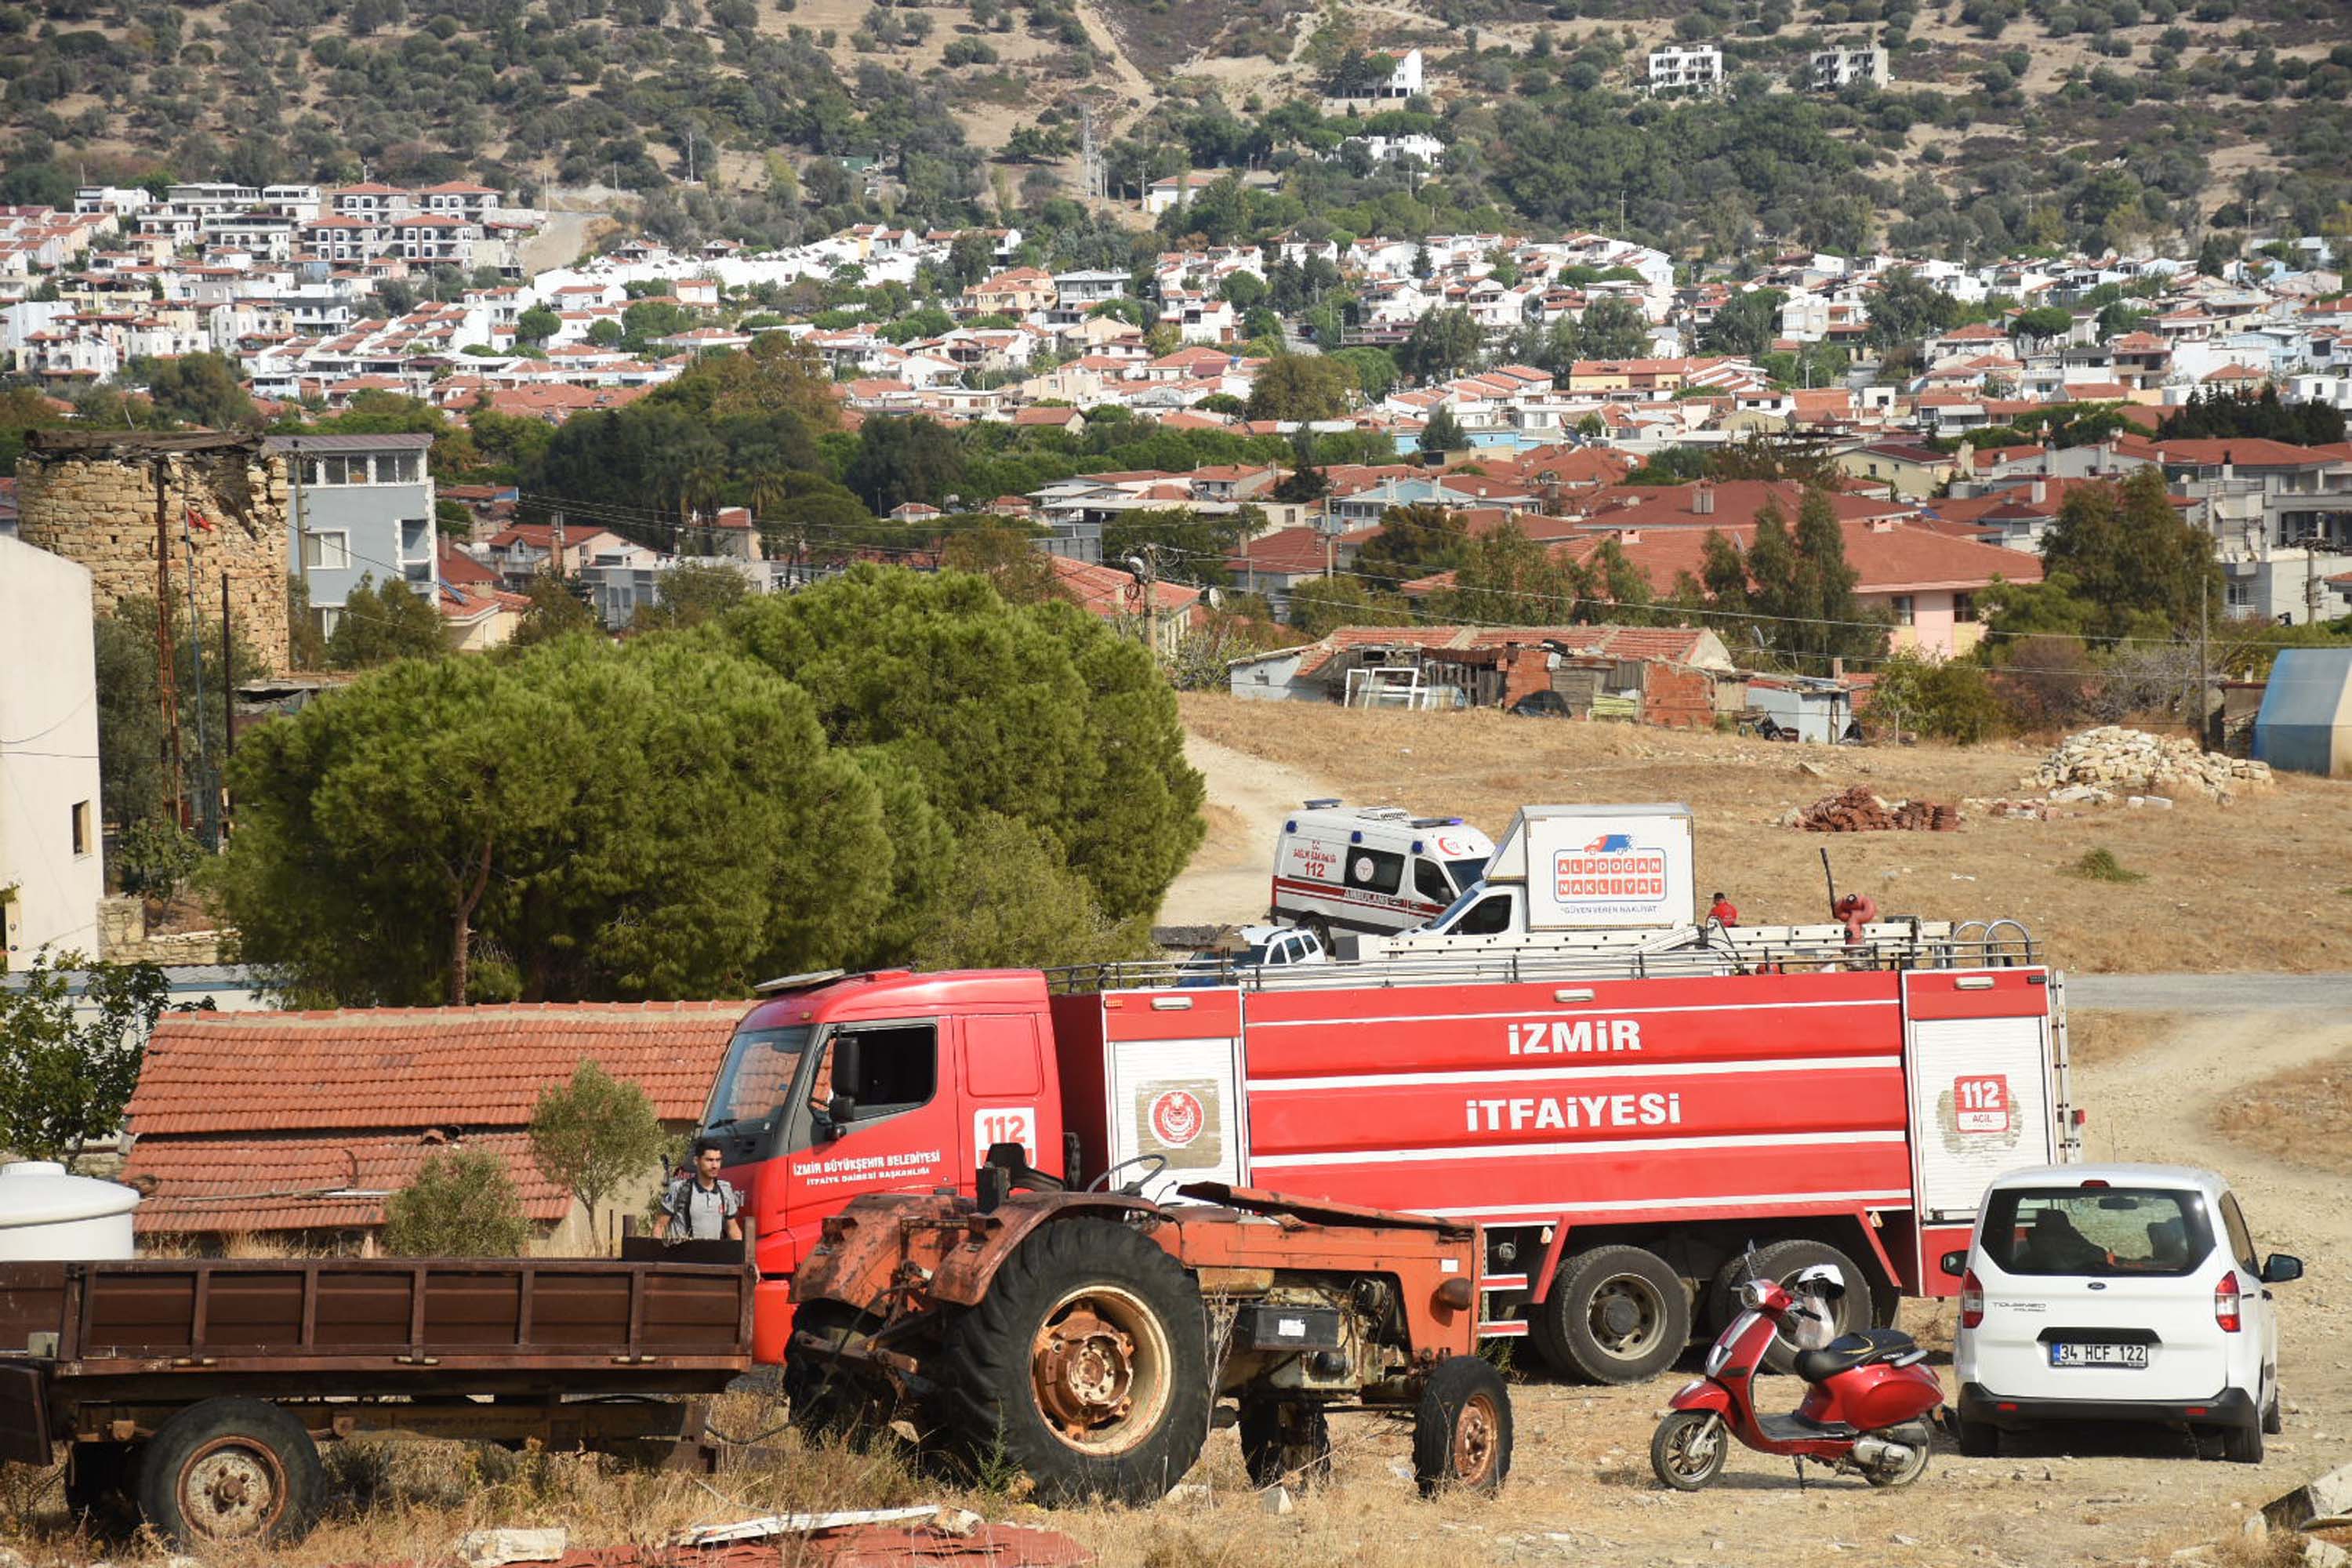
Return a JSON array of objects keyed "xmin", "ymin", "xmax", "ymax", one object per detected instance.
[{"xmin": 1651, "ymin": 1262, "xmax": 1943, "ymax": 1490}]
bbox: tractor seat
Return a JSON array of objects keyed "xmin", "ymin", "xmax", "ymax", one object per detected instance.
[{"xmin": 1792, "ymin": 1327, "xmax": 1918, "ymax": 1385}]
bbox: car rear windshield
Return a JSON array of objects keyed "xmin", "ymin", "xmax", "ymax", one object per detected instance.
[{"xmin": 1981, "ymin": 1186, "xmax": 2215, "ymax": 1278}]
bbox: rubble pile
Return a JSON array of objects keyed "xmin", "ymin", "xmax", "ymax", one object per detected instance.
[
  {"xmin": 2027, "ymin": 726, "xmax": 2273, "ymax": 802},
  {"xmin": 1798, "ymin": 785, "xmax": 1962, "ymax": 833},
  {"xmin": 1965, "ymin": 797, "xmax": 2063, "ymax": 821}
]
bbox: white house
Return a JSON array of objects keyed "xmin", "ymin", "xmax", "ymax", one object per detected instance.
[
  {"xmin": 1810, "ymin": 40, "xmax": 1889, "ymax": 90},
  {"xmin": 0, "ymin": 536, "xmax": 106, "ymax": 967},
  {"xmin": 1646, "ymin": 44, "xmax": 1724, "ymax": 96}
]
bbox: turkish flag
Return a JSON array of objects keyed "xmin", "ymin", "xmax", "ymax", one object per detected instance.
[{"xmin": 185, "ymin": 506, "xmax": 216, "ymax": 532}]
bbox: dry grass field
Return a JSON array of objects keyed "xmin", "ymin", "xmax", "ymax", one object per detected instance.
[{"xmin": 1175, "ymin": 694, "xmax": 2352, "ymax": 976}]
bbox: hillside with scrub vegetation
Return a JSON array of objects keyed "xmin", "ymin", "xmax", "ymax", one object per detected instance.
[{"xmin": 2, "ymin": 0, "xmax": 2348, "ymax": 263}]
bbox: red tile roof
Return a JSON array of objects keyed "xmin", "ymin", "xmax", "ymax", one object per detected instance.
[
  {"xmin": 1576, "ymin": 481, "xmax": 1914, "ymax": 532},
  {"xmin": 128, "ymin": 1131, "xmax": 569, "ymax": 1235},
  {"xmin": 1557, "ymin": 517, "xmax": 2045, "ymax": 597},
  {"xmin": 128, "ymin": 1003, "xmax": 744, "ymax": 1137}
]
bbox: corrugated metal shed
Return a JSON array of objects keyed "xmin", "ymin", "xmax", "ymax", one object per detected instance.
[{"xmin": 2252, "ymin": 648, "xmax": 2352, "ymax": 778}]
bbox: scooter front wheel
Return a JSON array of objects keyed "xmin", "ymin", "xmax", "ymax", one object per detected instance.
[{"xmin": 1651, "ymin": 1410, "xmax": 1730, "ymax": 1491}]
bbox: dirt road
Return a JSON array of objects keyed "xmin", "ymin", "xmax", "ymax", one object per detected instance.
[
  {"xmin": 1155, "ymin": 732, "xmax": 1339, "ymax": 928},
  {"xmin": 2068, "ymin": 975, "xmax": 2352, "ymax": 1012}
]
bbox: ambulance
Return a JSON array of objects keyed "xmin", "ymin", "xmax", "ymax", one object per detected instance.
[{"xmin": 1268, "ymin": 800, "xmax": 1496, "ymax": 938}]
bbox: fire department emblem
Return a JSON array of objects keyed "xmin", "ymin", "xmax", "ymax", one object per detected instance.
[{"xmin": 1149, "ymin": 1089, "xmax": 1206, "ymax": 1148}]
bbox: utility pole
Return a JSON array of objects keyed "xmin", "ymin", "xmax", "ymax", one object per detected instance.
[
  {"xmin": 289, "ymin": 437, "xmax": 310, "ymax": 593},
  {"xmin": 181, "ymin": 509, "xmax": 212, "ymax": 848},
  {"xmin": 152, "ymin": 461, "xmax": 185, "ymax": 829},
  {"xmin": 221, "ymin": 573, "xmax": 235, "ymax": 778},
  {"xmin": 2197, "ymin": 567, "xmax": 2211, "ymax": 750}
]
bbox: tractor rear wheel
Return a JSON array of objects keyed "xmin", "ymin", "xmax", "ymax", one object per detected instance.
[{"xmin": 938, "ymin": 1218, "xmax": 1210, "ymax": 1504}]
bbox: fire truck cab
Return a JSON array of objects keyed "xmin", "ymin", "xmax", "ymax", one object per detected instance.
[{"xmin": 704, "ymin": 807, "xmax": 2077, "ymax": 1379}]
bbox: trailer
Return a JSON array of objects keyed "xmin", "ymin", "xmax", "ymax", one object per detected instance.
[
  {"xmin": 702, "ymin": 932, "xmax": 2074, "ymax": 1384},
  {"xmin": 0, "ymin": 1243, "xmax": 756, "ymax": 1545}
]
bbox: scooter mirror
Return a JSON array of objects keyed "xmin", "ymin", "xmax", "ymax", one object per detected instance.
[{"xmin": 1741, "ymin": 1277, "xmax": 1773, "ymax": 1308}]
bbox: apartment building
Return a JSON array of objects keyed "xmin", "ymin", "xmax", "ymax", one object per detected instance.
[
  {"xmin": 268, "ymin": 433, "xmax": 438, "ymax": 634},
  {"xmin": 1646, "ymin": 45, "xmax": 1724, "ymax": 96},
  {"xmin": 1811, "ymin": 40, "xmax": 1889, "ymax": 90}
]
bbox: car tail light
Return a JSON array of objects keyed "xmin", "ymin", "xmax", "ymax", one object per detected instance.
[
  {"xmin": 1960, "ymin": 1269, "xmax": 1984, "ymax": 1330},
  {"xmin": 2215, "ymin": 1271, "xmax": 2242, "ymax": 1334}
]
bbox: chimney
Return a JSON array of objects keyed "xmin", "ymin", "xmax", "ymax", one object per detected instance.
[
  {"xmin": 2030, "ymin": 479, "xmax": 2045, "ymax": 506},
  {"xmin": 2222, "ymin": 448, "xmax": 2234, "ymax": 481},
  {"xmin": 1693, "ymin": 481, "xmax": 1715, "ymax": 516}
]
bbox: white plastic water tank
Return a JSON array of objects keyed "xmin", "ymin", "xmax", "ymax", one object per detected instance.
[{"xmin": 0, "ymin": 1160, "xmax": 140, "ymax": 1261}]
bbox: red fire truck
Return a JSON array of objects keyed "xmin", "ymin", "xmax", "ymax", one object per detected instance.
[{"xmin": 701, "ymin": 808, "xmax": 2078, "ymax": 1381}]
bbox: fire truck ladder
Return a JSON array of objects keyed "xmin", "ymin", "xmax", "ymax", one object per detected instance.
[{"xmin": 1055, "ymin": 921, "xmax": 2040, "ymax": 995}]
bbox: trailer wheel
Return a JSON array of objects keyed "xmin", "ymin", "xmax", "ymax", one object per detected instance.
[
  {"xmin": 138, "ymin": 1398, "xmax": 323, "ymax": 1548},
  {"xmin": 1411, "ymin": 1355, "xmax": 1512, "ymax": 1497},
  {"xmin": 938, "ymin": 1217, "xmax": 1209, "ymax": 1504},
  {"xmin": 1709, "ymin": 1240, "xmax": 1871, "ymax": 1374},
  {"xmin": 1542, "ymin": 1245, "xmax": 1691, "ymax": 1385},
  {"xmin": 1237, "ymin": 1399, "xmax": 1331, "ymax": 1490},
  {"xmin": 64, "ymin": 1441, "xmax": 141, "ymax": 1536}
]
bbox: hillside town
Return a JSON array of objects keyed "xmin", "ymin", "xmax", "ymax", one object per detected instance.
[{"xmin": 7, "ymin": 176, "xmax": 2350, "ymax": 661}]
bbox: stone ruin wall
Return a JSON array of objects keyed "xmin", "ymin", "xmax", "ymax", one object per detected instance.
[{"xmin": 15, "ymin": 441, "xmax": 292, "ymax": 674}]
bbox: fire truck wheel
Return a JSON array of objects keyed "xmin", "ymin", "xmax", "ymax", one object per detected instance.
[
  {"xmin": 1412, "ymin": 1354, "xmax": 1512, "ymax": 1497},
  {"xmin": 1708, "ymin": 1240, "xmax": 1871, "ymax": 1374},
  {"xmin": 938, "ymin": 1217, "xmax": 1210, "ymax": 1504},
  {"xmin": 1544, "ymin": 1246, "xmax": 1692, "ymax": 1385},
  {"xmin": 785, "ymin": 1301, "xmax": 892, "ymax": 1448},
  {"xmin": 137, "ymin": 1398, "xmax": 324, "ymax": 1548},
  {"xmin": 1237, "ymin": 1399, "xmax": 1332, "ymax": 1489}
]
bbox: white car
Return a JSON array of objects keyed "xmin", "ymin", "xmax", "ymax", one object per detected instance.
[
  {"xmin": 1176, "ymin": 924, "xmax": 1327, "ymax": 986},
  {"xmin": 1947, "ymin": 1163, "xmax": 2302, "ymax": 1462}
]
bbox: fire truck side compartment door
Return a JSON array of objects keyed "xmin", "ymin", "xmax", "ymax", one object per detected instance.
[
  {"xmin": 1107, "ymin": 1033, "xmax": 1245, "ymax": 1204},
  {"xmin": 1903, "ymin": 987, "xmax": 2056, "ymax": 1224}
]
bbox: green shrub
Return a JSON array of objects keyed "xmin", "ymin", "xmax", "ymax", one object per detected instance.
[
  {"xmin": 382, "ymin": 1149, "xmax": 533, "ymax": 1257},
  {"xmin": 528, "ymin": 1061, "xmax": 666, "ymax": 1228},
  {"xmin": 115, "ymin": 815, "xmax": 202, "ymax": 902},
  {"xmin": 1867, "ymin": 650, "xmax": 2006, "ymax": 742},
  {"xmin": 2065, "ymin": 847, "xmax": 2144, "ymax": 884}
]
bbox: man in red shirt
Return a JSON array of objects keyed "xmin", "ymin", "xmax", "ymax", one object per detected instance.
[{"xmin": 1708, "ymin": 891, "xmax": 1738, "ymax": 927}]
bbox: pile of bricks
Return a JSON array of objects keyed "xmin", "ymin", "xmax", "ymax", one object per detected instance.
[{"xmin": 1797, "ymin": 785, "xmax": 1961, "ymax": 833}]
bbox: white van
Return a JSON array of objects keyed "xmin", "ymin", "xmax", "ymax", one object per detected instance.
[
  {"xmin": 1269, "ymin": 801, "xmax": 1494, "ymax": 938},
  {"xmin": 1947, "ymin": 1163, "xmax": 2301, "ymax": 1462}
]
